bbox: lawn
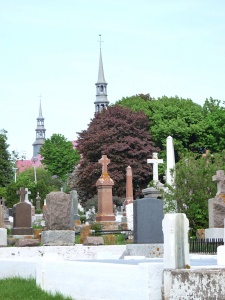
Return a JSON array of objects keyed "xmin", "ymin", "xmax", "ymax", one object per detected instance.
[{"xmin": 0, "ymin": 277, "xmax": 73, "ymax": 300}]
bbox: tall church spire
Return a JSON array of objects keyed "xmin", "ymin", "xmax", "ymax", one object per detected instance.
[
  {"xmin": 94, "ymin": 34, "xmax": 109, "ymax": 113},
  {"xmin": 32, "ymin": 96, "xmax": 46, "ymax": 157}
]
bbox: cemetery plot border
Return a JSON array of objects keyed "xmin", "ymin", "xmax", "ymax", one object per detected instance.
[{"xmin": 189, "ymin": 238, "xmax": 223, "ymax": 254}]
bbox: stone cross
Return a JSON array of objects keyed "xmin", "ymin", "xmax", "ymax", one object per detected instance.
[
  {"xmin": 99, "ymin": 155, "xmax": 110, "ymax": 175},
  {"xmin": 24, "ymin": 188, "xmax": 31, "ymax": 203},
  {"xmin": 147, "ymin": 152, "xmax": 163, "ymax": 183},
  {"xmin": 17, "ymin": 187, "xmax": 27, "ymax": 202},
  {"xmin": 212, "ymin": 170, "xmax": 225, "ymax": 195}
]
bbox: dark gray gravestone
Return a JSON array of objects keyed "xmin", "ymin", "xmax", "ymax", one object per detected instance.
[
  {"xmin": 133, "ymin": 198, "xmax": 164, "ymax": 244},
  {"xmin": 11, "ymin": 187, "xmax": 33, "ymax": 235}
]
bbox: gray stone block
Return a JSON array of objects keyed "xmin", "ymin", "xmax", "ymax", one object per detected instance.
[
  {"xmin": 41, "ymin": 230, "xmax": 75, "ymax": 246},
  {"xmin": 133, "ymin": 198, "xmax": 164, "ymax": 244},
  {"xmin": 83, "ymin": 236, "xmax": 104, "ymax": 246}
]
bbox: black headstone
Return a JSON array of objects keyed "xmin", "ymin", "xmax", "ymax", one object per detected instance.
[{"xmin": 133, "ymin": 198, "xmax": 164, "ymax": 244}]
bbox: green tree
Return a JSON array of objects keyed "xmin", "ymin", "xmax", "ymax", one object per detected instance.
[
  {"xmin": 116, "ymin": 95, "xmax": 206, "ymax": 161},
  {"xmin": 39, "ymin": 134, "xmax": 80, "ymax": 182},
  {"xmin": 0, "ymin": 129, "xmax": 13, "ymax": 186},
  {"xmin": 202, "ymin": 97, "xmax": 225, "ymax": 153},
  {"xmin": 75, "ymin": 105, "xmax": 159, "ymax": 206},
  {"xmin": 5, "ymin": 167, "xmax": 61, "ymax": 207},
  {"xmin": 164, "ymin": 151, "xmax": 225, "ymax": 235}
]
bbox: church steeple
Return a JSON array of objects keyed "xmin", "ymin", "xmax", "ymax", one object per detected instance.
[
  {"xmin": 32, "ymin": 96, "xmax": 46, "ymax": 157},
  {"xmin": 94, "ymin": 35, "xmax": 109, "ymax": 113}
]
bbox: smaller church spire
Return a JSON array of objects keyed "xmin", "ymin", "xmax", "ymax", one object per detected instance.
[
  {"xmin": 32, "ymin": 96, "xmax": 46, "ymax": 158},
  {"xmin": 94, "ymin": 34, "xmax": 109, "ymax": 113}
]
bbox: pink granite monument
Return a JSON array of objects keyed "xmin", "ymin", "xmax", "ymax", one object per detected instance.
[
  {"xmin": 96, "ymin": 155, "xmax": 115, "ymax": 222},
  {"xmin": 125, "ymin": 166, "xmax": 133, "ymax": 206}
]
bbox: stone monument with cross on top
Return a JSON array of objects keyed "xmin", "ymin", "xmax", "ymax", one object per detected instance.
[
  {"xmin": 11, "ymin": 187, "xmax": 33, "ymax": 235},
  {"xmin": 147, "ymin": 152, "xmax": 163, "ymax": 184},
  {"xmin": 212, "ymin": 170, "xmax": 225, "ymax": 195},
  {"xmin": 96, "ymin": 154, "xmax": 116, "ymax": 224}
]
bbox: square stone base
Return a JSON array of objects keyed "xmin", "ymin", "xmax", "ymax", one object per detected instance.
[
  {"xmin": 97, "ymin": 221, "xmax": 119, "ymax": 230},
  {"xmin": 11, "ymin": 227, "xmax": 34, "ymax": 235},
  {"xmin": 41, "ymin": 230, "xmax": 75, "ymax": 246},
  {"xmin": 205, "ymin": 228, "xmax": 224, "ymax": 240}
]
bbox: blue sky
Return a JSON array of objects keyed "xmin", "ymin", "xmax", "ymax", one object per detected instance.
[{"xmin": 1, "ymin": 0, "xmax": 225, "ymax": 159}]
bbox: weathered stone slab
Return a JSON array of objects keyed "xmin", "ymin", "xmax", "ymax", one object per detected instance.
[
  {"xmin": 0, "ymin": 228, "xmax": 7, "ymax": 246},
  {"xmin": 41, "ymin": 230, "xmax": 75, "ymax": 246},
  {"xmin": 80, "ymin": 225, "xmax": 91, "ymax": 244},
  {"xmin": 0, "ymin": 205, "xmax": 4, "ymax": 228},
  {"xmin": 15, "ymin": 239, "xmax": 40, "ymax": 247},
  {"xmin": 83, "ymin": 236, "xmax": 104, "ymax": 246},
  {"xmin": 45, "ymin": 192, "xmax": 71, "ymax": 230},
  {"xmin": 208, "ymin": 195, "xmax": 225, "ymax": 228}
]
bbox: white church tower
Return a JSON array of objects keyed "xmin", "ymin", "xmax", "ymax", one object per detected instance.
[{"xmin": 94, "ymin": 34, "xmax": 109, "ymax": 113}]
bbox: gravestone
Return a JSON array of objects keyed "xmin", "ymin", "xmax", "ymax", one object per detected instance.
[
  {"xmin": 36, "ymin": 192, "xmax": 41, "ymax": 210},
  {"xmin": 162, "ymin": 213, "xmax": 190, "ymax": 269},
  {"xmin": 205, "ymin": 170, "xmax": 225, "ymax": 239},
  {"xmin": 41, "ymin": 191, "xmax": 75, "ymax": 245},
  {"xmin": 11, "ymin": 187, "xmax": 33, "ymax": 235},
  {"xmin": 133, "ymin": 197, "xmax": 164, "ymax": 244},
  {"xmin": 123, "ymin": 166, "xmax": 134, "ymax": 230},
  {"xmin": 0, "ymin": 205, "xmax": 4, "ymax": 228},
  {"xmin": 70, "ymin": 190, "xmax": 80, "ymax": 228},
  {"xmin": 96, "ymin": 155, "xmax": 117, "ymax": 228}
]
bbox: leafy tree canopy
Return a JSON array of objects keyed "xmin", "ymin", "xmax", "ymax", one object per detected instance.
[
  {"xmin": 164, "ymin": 151, "xmax": 225, "ymax": 235},
  {"xmin": 39, "ymin": 134, "xmax": 80, "ymax": 182},
  {"xmin": 5, "ymin": 167, "xmax": 61, "ymax": 207},
  {"xmin": 116, "ymin": 95, "xmax": 206, "ymax": 161},
  {"xmin": 75, "ymin": 105, "xmax": 159, "ymax": 206},
  {"xmin": 0, "ymin": 129, "xmax": 13, "ymax": 187}
]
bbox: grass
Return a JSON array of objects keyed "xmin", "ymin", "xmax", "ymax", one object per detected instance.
[{"xmin": 0, "ymin": 277, "xmax": 73, "ymax": 300}]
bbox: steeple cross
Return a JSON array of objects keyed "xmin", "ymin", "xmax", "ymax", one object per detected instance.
[
  {"xmin": 212, "ymin": 170, "xmax": 225, "ymax": 195},
  {"xmin": 17, "ymin": 187, "xmax": 27, "ymax": 202},
  {"xmin": 98, "ymin": 34, "xmax": 104, "ymax": 49},
  {"xmin": 99, "ymin": 155, "xmax": 110, "ymax": 175}
]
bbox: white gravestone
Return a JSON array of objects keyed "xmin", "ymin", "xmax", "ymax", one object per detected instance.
[
  {"xmin": 162, "ymin": 213, "xmax": 190, "ymax": 269},
  {"xmin": 126, "ymin": 203, "xmax": 133, "ymax": 230},
  {"xmin": 0, "ymin": 228, "xmax": 7, "ymax": 246},
  {"xmin": 147, "ymin": 152, "xmax": 163, "ymax": 184},
  {"xmin": 166, "ymin": 136, "xmax": 175, "ymax": 185}
]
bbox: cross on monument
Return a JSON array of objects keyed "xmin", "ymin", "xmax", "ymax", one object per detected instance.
[
  {"xmin": 212, "ymin": 170, "xmax": 225, "ymax": 195},
  {"xmin": 147, "ymin": 152, "xmax": 163, "ymax": 183},
  {"xmin": 99, "ymin": 155, "xmax": 110, "ymax": 175},
  {"xmin": 24, "ymin": 188, "xmax": 31, "ymax": 203},
  {"xmin": 17, "ymin": 187, "xmax": 27, "ymax": 202}
]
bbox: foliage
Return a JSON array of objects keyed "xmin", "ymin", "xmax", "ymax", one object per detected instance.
[
  {"xmin": 202, "ymin": 97, "xmax": 225, "ymax": 153},
  {"xmin": 0, "ymin": 277, "xmax": 72, "ymax": 300},
  {"xmin": 5, "ymin": 167, "xmax": 61, "ymax": 207},
  {"xmin": 116, "ymin": 95, "xmax": 206, "ymax": 162},
  {"xmin": 39, "ymin": 134, "xmax": 80, "ymax": 182},
  {"xmin": 0, "ymin": 129, "xmax": 13, "ymax": 187},
  {"xmin": 75, "ymin": 105, "xmax": 159, "ymax": 205},
  {"xmin": 164, "ymin": 151, "xmax": 225, "ymax": 235}
]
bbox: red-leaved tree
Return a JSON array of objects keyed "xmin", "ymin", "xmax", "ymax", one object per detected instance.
[{"xmin": 75, "ymin": 105, "xmax": 159, "ymax": 206}]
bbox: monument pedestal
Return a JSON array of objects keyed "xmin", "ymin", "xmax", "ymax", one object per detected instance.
[
  {"xmin": 97, "ymin": 221, "xmax": 119, "ymax": 230},
  {"xmin": 41, "ymin": 230, "xmax": 75, "ymax": 246},
  {"xmin": 205, "ymin": 228, "xmax": 224, "ymax": 240}
]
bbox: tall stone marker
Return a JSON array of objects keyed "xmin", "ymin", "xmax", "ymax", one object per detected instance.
[
  {"xmin": 166, "ymin": 136, "xmax": 175, "ymax": 186},
  {"xmin": 0, "ymin": 205, "xmax": 4, "ymax": 228},
  {"xmin": 11, "ymin": 187, "xmax": 33, "ymax": 235},
  {"xmin": 205, "ymin": 170, "xmax": 225, "ymax": 239},
  {"xmin": 96, "ymin": 155, "xmax": 115, "ymax": 222},
  {"xmin": 36, "ymin": 192, "xmax": 41, "ymax": 210},
  {"xmin": 70, "ymin": 190, "xmax": 80, "ymax": 228},
  {"xmin": 125, "ymin": 166, "xmax": 134, "ymax": 230}
]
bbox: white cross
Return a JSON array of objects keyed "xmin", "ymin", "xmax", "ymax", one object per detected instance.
[
  {"xmin": 24, "ymin": 188, "xmax": 31, "ymax": 203},
  {"xmin": 147, "ymin": 152, "xmax": 163, "ymax": 183}
]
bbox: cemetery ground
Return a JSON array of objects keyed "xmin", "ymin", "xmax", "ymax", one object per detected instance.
[{"xmin": 0, "ymin": 277, "xmax": 72, "ymax": 300}]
